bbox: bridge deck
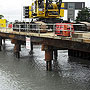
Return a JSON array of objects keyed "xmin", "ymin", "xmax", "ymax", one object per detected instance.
[{"xmin": 0, "ymin": 29, "xmax": 90, "ymax": 43}]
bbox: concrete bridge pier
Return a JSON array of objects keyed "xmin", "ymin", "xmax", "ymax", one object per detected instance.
[{"xmin": 0, "ymin": 37, "xmax": 2, "ymax": 51}]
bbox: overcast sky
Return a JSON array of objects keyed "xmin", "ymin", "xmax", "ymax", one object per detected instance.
[{"xmin": 0, "ymin": 0, "xmax": 89, "ymax": 22}]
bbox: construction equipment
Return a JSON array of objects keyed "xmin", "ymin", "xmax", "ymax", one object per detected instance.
[
  {"xmin": 13, "ymin": 0, "xmax": 90, "ymax": 35},
  {"xmin": 55, "ymin": 23, "xmax": 74, "ymax": 36},
  {"xmin": 28, "ymin": 0, "xmax": 64, "ymax": 23},
  {"xmin": 13, "ymin": 0, "xmax": 64, "ymax": 32},
  {"xmin": 0, "ymin": 19, "xmax": 6, "ymax": 28}
]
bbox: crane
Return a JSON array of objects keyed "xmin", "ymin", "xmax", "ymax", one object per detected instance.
[
  {"xmin": 13, "ymin": 0, "xmax": 64, "ymax": 32},
  {"xmin": 29, "ymin": 0, "xmax": 64, "ymax": 23}
]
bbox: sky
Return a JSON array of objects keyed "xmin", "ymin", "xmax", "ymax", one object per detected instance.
[{"xmin": 0, "ymin": 0, "xmax": 90, "ymax": 22}]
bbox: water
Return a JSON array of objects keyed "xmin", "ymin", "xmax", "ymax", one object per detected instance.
[{"xmin": 0, "ymin": 40, "xmax": 90, "ymax": 90}]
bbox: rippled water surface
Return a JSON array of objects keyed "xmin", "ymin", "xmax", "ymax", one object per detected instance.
[{"xmin": 0, "ymin": 40, "xmax": 90, "ymax": 90}]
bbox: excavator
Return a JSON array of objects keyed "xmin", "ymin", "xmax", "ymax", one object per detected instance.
[{"xmin": 13, "ymin": 0, "xmax": 65, "ymax": 32}]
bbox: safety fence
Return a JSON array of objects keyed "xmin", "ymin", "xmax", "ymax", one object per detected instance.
[{"xmin": 0, "ymin": 22, "xmax": 87, "ymax": 37}]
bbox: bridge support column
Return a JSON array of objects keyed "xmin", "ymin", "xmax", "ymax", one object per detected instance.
[
  {"xmin": 42, "ymin": 45, "xmax": 53, "ymax": 71},
  {"xmin": 0, "ymin": 37, "xmax": 2, "ymax": 51},
  {"xmin": 42, "ymin": 44, "xmax": 53, "ymax": 71},
  {"xmin": 54, "ymin": 50, "xmax": 58, "ymax": 60},
  {"xmin": 45, "ymin": 50, "xmax": 53, "ymax": 71},
  {"xmin": 29, "ymin": 42, "xmax": 33, "ymax": 55},
  {"xmin": 14, "ymin": 43, "xmax": 21, "ymax": 58},
  {"xmin": 12, "ymin": 39, "xmax": 21, "ymax": 58}
]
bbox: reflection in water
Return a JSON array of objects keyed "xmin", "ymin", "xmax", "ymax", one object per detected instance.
[{"xmin": 0, "ymin": 40, "xmax": 90, "ymax": 90}]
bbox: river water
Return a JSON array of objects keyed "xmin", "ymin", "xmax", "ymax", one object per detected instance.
[{"xmin": 0, "ymin": 40, "xmax": 90, "ymax": 90}]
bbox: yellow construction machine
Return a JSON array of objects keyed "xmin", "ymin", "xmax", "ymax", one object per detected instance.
[
  {"xmin": 28, "ymin": 0, "xmax": 64, "ymax": 23},
  {"xmin": 0, "ymin": 19, "xmax": 6, "ymax": 28},
  {"xmin": 13, "ymin": 0, "xmax": 64, "ymax": 32}
]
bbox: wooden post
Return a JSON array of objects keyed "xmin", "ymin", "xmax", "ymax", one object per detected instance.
[{"xmin": 0, "ymin": 37, "xmax": 2, "ymax": 51}]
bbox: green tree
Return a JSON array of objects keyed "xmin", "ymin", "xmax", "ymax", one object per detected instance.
[
  {"xmin": 76, "ymin": 7, "xmax": 90, "ymax": 22},
  {"xmin": 0, "ymin": 15, "xmax": 4, "ymax": 19}
]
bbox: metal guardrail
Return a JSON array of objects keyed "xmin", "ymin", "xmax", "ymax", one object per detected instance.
[{"xmin": 0, "ymin": 23, "xmax": 85, "ymax": 38}]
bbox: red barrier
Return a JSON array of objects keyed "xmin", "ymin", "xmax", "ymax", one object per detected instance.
[
  {"xmin": 8, "ymin": 24, "xmax": 12, "ymax": 28},
  {"xmin": 55, "ymin": 23, "xmax": 74, "ymax": 36}
]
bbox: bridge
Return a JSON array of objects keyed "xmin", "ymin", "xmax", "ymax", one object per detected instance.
[{"xmin": 0, "ymin": 28, "xmax": 90, "ymax": 71}]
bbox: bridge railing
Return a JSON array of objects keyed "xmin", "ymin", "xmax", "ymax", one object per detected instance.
[
  {"xmin": 0, "ymin": 23, "xmax": 13, "ymax": 33},
  {"xmin": 12, "ymin": 23, "xmax": 85, "ymax": 37},
  {"xmin": 0, "ymin": 23, "xmax": 85, "ymax": 37}
]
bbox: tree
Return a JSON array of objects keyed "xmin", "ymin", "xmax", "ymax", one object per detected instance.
[
  {"xmin": 76, "ymin": 7, "xmax": 90, "ymax": 22},
  {"xmin": 0, "ymin": 15, "xmax": 4, "ymax": 19}
]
